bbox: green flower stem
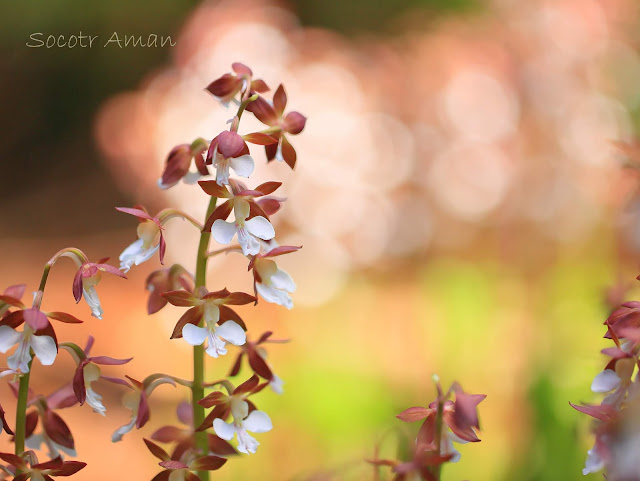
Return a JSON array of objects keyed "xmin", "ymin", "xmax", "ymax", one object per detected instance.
[
  {"xmin": 15, "ymin": 248, "xmax": 78, "ymax": 458},
  {"xmin": 14, "ymin": 360, "xmax": 32, "ymax": 457},
  {"xmin": 193, "ymin": 196, "xmax": 217, "ymax": 481}
]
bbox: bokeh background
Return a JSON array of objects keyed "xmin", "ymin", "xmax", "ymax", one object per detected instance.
[{"xmin": 2, "ymin": 0, "xmax": 640, "ymax": 479}]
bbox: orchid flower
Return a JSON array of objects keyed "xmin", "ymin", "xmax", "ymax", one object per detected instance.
[
  {"xmin": 211, "ymin": 198, "xmax": 274, "ymax": 256},
  {"xmin": 245, "ymin": 84, "xmax": 307, "ymax": 169},
  {"xmin": 117, "ymin": 207, "xmax": 167, "ymax": 272},
  {"xmin": 0, "ymin": 324, "xmax": 56, "ymax": 374},
  {"xmin": 158, "ymin": 138, "xmax": 209, "ymax": 189},
  {"xmin": 161, "ymin": 288, "xmax": 254, "ymax": 356},
  {"xmin": 212, "ymin": 398, "xmax": 272, "ymax": 455},
  {"xmin": 249, "ymin": 246, "xmax": 300, "ymax": 309},
  {"xmin": 72, "ymin": 260, "xmax": 126, "ymax": 319},
  {"xmin": 205, "ymin": 62, "xmax": 269, "ymax": 106},
  {"xmin": 205, "ymin": 131, "xmax": 255, "ymax": 186}
]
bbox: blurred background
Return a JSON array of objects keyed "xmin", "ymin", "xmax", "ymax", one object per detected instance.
[{"xmin": 2, "ymin": 0, "xmax": 640, "ymax": 479}]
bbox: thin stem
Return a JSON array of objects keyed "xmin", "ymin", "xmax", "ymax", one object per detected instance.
[
  {"xmin": 193, "ymin": 196, "xmax": 217, "ymax": 480},
  {"xmin": 206, "ymin": 245, "xmax": 242, "ymax": 258},
  {"xmin": 433, "ymin": 399, "xmax": 444, "ymax": 481},
  {"xmin": 15, "ymin": 248, "xmax": 85, "ymax": 458},
  {"xmin": 14, "ymin": 360, "xmax": 32, "ymax": 457},
  {"xmin": 157, "ymin": 208, "xmax": 204, "ymax": 231},
  {"xmin": 235, "ymin": 93, "xmax": 258, "ymax": 125}
]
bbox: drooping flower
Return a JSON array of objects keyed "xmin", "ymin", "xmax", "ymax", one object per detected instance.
[
  {"xmin": 205, "ymin": 62, "xmax": 269, "ymax": 106},
  {"xmin": 72, "ymin": 355, "xmax": 132, "ymax": 416},
  {"xmin": 249, "ymin": 245, "xmax": 300, "ymax": 309},
  {"xmin": 72, "ymin": 259, "xmax": 126, "ymax": 319},
  {"xmin": 246, "ymin": 84, "xmax": 307, "ymax": 169},
  {"xmin": 205, "ymin": 131, "xmax": 255, "ymax": 186},
  {"xmin": 117, "ymin": 207, "xmax": 167, "ymax": 272},
  {"xmin": 111, "ymin": 375, "xmax": 175, "ymax": 442},
  {"xmin": 159, "ymin": 138, "xmax": 209, "ymax": 189}
]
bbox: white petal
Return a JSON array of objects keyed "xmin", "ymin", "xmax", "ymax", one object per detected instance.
[
  {"xmin": 256, "ymin": 283, "xmax": 293, "ymax": 309},
  {"xmin": 26, "ymin": 434, "xmax": 44, "ymax": 450},
  {"xmin": 245, "ymin": 217, "xmax": 275, "ymax": 240},
  {"xmin": 182, "ymin": 324, "xmax": 208, "ymax": 346},
  {"xmin": 583, "ymin": 446, "xmax": 604, "ymax": 475},
  {"xmin": 243, "ymin": 410, "xmax": 273, "ymax": 433},
  {"xmin": 157, "ymin": 178, "xmax": 176, "ymax": 190},
  {"xmin": 271, "ymin": 268, "xmax": 296, "ymax": 293},
  {"xmin": 205, "ymin": 332, "xmax": 227, "ymax": 358},
  {"xmin": 237, "ymin": 227, "xmax": 261, "ymax": 255},
  {"xmin": 86, "ymin": 387, "xmax": 107, "ymax": 416},
  {"xmin": 448, "ymin": 431, "xmax": 469, "ymax": 445},
  {"xmin": 134, "ymin": 244, "xmax": 160, "ymax": 265},
  {"xmin": 119, "ymin": 238, "xmax": 144, "ymax": 262},
  {"xmin": 591, "ymin": 369, "xmax": 621, "ymax": 393},
  {"xmin": 270, "ymin": 375, "xmax": 284, "ymax": 395},
  {"xmin": 275, "ymin": 138, "xmax": 284, "ymax": 162},
  {"xmin": 0, "ymin": 326, "xmax": 22, "ymax": 352},
  {"xmin": 236, "ymin": 429, "xmax": 259, "ymax": 454},
  {"xmin": 213, "ymin": 419, "xmax": 236, "ymax": 441},
  {"xmin": 54, "ymin": 442, "xmax": 77, "ymax": 458},
  {"xmin": 8, "ymin": 340, "xmax": 32, "ymax": 373},
  {"xmin": 211, "ymin": 220, "xmax": 237, "ymax": 245},
  {"xmin": 30, "ymin": 335, "xmax": 57, "ymax": 366},
  {"xmin": 182, "ymin": 170, "xmax": 202, "ymax": 184},
  {"xmin": 216, "ymin": 321, "xmax": 246, "ymax": 346},
  {"xmin": 230, "ymin": 155, "xmax": 255, "ymax": 178},
  {"xmin": 111, "ymin": 418, "xmax": 137, "ymax": 442},
  {"xmin": 83, "ymin": 286, "xmax": 103, "ymax": 320},
  {"xmin": 119, "ymin": 239, "xmax": 159, "ymax": 272}
]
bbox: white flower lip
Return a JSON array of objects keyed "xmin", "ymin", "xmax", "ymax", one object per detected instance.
[
  {"xmin": 211, "ymin": 216, "xmax": 275, "ymax": 256},
  {"xmin": 119, "ymin": 238, "xmax": 160, "ymax": 273},
  {"xmin": 591, "ymin": 369, "xmax": 621, "ymax": 393},
  {"xmin": 182, "ymin": 320, "xmax": 246, "ymax": 359},
  {"xmin": 213, "ymin": 410, "xmax": 273, "ymax": 454}
]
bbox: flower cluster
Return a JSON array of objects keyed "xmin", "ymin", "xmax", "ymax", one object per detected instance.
[
  {"xmin": 572, "ymin": 277, "xmax": 640, "ymax": 480},
  {"xmin": 0, "ymin": 62, "xmax": 305, "ymax": 481},
  {"xmin": 110, "ymin": 62, "xmax": 305, "ymax": 481},
  {"xmin": 370, "ymin": 378, "xmax": 486, "ymax": 481},
  {"xmin": 0, "ymin": 249, "xmax": 133, "ymax": 479}
]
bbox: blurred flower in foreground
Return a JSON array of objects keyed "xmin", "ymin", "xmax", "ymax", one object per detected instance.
[{"xmin": 370, "ymin": 377, "xmax": 485, "ymax": 480}]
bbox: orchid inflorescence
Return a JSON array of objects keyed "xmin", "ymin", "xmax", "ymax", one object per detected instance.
[
  {"xmin": 572, "ymin": 275, "xmax": 640, "ymax": 480},
  {"xmin": 0, "ymin": 62, "xmax": 305, "ymax": 481}
]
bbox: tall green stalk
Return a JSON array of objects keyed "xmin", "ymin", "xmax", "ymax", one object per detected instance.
[{"xmin": 193, "ymin": 196, "xmax": 217, "ymax": 481}]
